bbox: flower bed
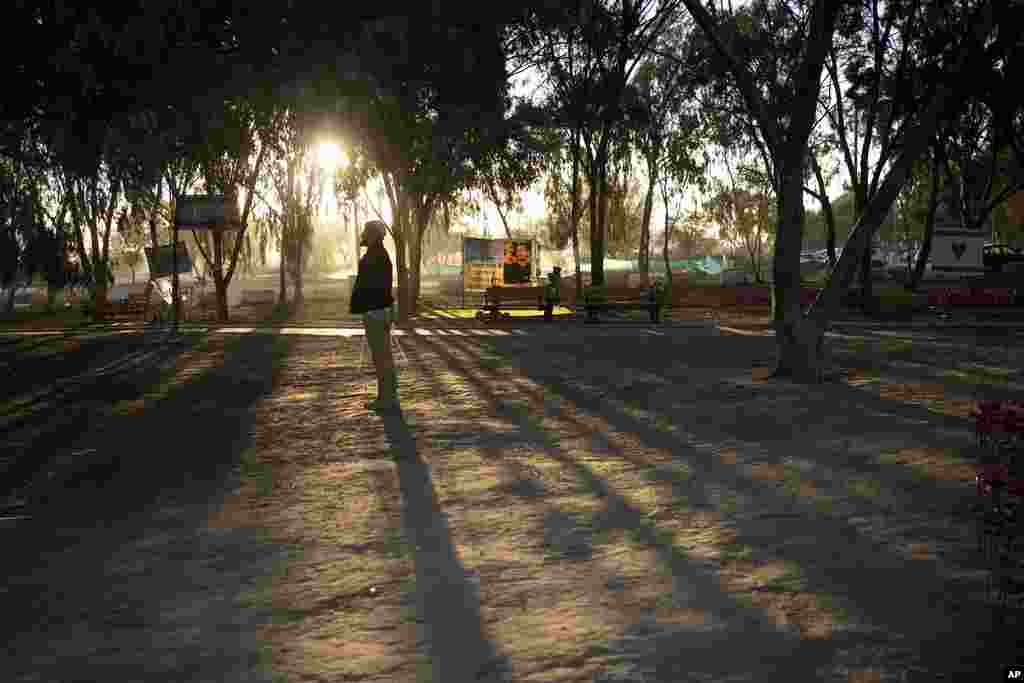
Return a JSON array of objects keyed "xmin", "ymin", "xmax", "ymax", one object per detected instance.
[{"xmin": 927, "ymin": 287, "xmax": 1015, "ymax": 307}]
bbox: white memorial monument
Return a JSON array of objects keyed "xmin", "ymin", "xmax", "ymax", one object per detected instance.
[{"xmin": 930, "ymin": 179, "xmax": 987, "ymax": 280}]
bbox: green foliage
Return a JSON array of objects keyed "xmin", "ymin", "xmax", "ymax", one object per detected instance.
[
  {"xmin": 704, "ymin": 180, "xmax": 774, "ymax": 282},
  {"xmin": 604, "ymin": 172, "xmax": 646, "ymax": 259}
]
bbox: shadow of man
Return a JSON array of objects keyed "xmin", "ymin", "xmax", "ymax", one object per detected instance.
[{"xmin": 380, "ymin": 412, "xmax": 511, "ymax": 682}]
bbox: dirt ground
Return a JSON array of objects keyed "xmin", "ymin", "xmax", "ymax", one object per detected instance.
[{"xmin": 1, "ymin": 307, "xmax": 1022, "ymax": 682}]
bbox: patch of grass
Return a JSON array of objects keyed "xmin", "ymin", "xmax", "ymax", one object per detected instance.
[
  {"xmin": 782, "ymin": 466, "xmax": 803, "ymax": 499},
  {"xmin": 381, "ymin": 526, "xmax": 410, "ymax": 560},
  {"xmin": 719, "ymin": 491, "xmax": 740, "ymax": 515},
  {"xmin": 816, "ymin": 592, "xmax": 853, "ymax": 623},
  {"xmin": 842, "ymin": 338, "xmax": 868, "ymax": 354},
  {"xmin": 847, "ymin": 476, "xmax": 882, "ymax": 499},
  {"xmin": 719, "ymin": 541, "xmax": 755, "ymax": 562},
  {"xmin": 761, "ymin": 566, "xmax": 807, "ymax": 593},
  {"xmin": 240, "ymin": 448, "xmax": 275, "ymax": 497},
  {"xmin": 641, "ymin": 462, "xmax": 694, "ymax": 486},
  {"xmin": 875, "ymin": 285, "xmax": 915, "ymax": 306},
  {"xmin": 814, "ymin": 495, "xmax": 836, "ymax": 515},
  {"xmin": 878, "ymin": 338, "xmax": 913, "ymax": 354},
  {"xmin": 940, "ymin": 366, "xmax": 1015, "ymax": 385},
  {"xmin": 590, "ymin": 524, "xmax": 614, "ymax": 547}
]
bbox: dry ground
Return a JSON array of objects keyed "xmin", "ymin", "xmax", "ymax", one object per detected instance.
[{"xmin": 1, "ymin": 308, "xmax": 1020, "ymax": 682}]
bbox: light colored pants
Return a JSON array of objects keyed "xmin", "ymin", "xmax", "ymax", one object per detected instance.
[{"xmin": 363, "ymin": 308, "xmax": 397, "ymax": 402}]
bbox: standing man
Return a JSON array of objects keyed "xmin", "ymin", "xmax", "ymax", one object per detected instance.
[{"xmin": 350, "ymin": 220, "xmax": 399, "ymax": 412}]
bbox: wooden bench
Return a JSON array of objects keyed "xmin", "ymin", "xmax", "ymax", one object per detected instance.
[
  {"xmin": 478, "ymin": 286, "xmax": 551, "ymax": 321},
  {"xmin": 95, "ymin": 285, "xmax": 156, "ymax": 323},
  {"xmin": 583, "ymin": 285, "xmax": 660, "ymax": 324}
]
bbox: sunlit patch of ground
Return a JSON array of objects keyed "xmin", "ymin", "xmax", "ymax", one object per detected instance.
[{"xmin": 876, "ymin": 446, "xmax": 976, "ymax": 485}]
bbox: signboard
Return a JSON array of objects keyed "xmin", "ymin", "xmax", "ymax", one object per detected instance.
[
  {"xmin": 929, "ymin": 180, "xmax": 986, "ymax": 278},
  {"xmin": 464, "ymin": 263, "xmax": 503, "ymax": 290},
  {"xmin": 145, "ymin": 243, "xmax": 193, "ymax": 279},
  {"xmin": 462, "ymin": 237, "xmax": 536, "ymax": 289},
  {"xmin": 463, "ymin": 237, "xmax": 502, "ymax": 291},
  {"xmin": 174, "ymin": 195, "xmax": 240, "ymax": 231},
  {"xmin": 503, "ymin": 240, "xmax": 533, "ymax": 285},
  {"xmin": 463, "ymin": 237, "xmax": 504, "ymax": 265},
  {"xmin": 931, "ymin": 234, "xmax": 987, "ymax": 276}
]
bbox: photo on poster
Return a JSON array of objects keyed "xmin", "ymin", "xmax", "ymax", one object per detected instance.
[{"xmin": 503, "ymin": 241, "xmax": 532, "ymax": 285}]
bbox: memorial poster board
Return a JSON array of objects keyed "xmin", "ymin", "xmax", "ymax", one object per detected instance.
[
  {"xmin": 145, "ymin": 243, "xmax": 193, "ymax": 278},
  {"xmin": 503, "ymin": 240, "xmax": 533, "ymax": 285}
]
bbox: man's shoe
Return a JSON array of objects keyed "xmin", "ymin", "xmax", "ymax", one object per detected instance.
[{"xmin": 365, "ymin": 399, "xmax": 401, "ymax": 413}]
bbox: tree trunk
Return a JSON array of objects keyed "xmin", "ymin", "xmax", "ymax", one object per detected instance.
[
  {"xmin": 790, "ymin": 90, "xmax": 953, "ymax": 381},
  {"xmin": 748, "ymin": 235, "xmax": 762, "ymax": 284},
  {"xmin": 662, "ymin": 190, "xmax": 672, "ymax": 294},
  {"xmin": 487, "ymin": 178, "xmax": 513, "ymax": 239},
  {"xmin": 294, "ymin": 235, "xmax": 305, "ymax": 306},
  {"xmin": 811, "ymin": 157, "xmax": 837, "ymax": 269},
  {"xmin": 571, "ymin": 215, "xmax": 582, "ymax": 296},
  {"xmin": 907, "ymin": 156, "xmax": 941, "ymax": 292},
  {"xmin": 411, "ymin": 200, "xmax": 436, "ymax": 311},
  {"xmin": 94, "ymin": 279, "xmax": 109, "ymax": 318},
  {"xmin": 353, "ymin": 200, "xmax": 360, "ymax": 273},
  {"xmin": 214, "ymin": 271, "xmax": 229, "ymax": 321},
  {"xmin": 770, "ymin": 162, "xmax": 814, "ymax": 380},
  {"xmin": 410, "ymin": 227, "xmax": 423, "ymax": 311},
  {"xmin": 587, "ymin": 164, "xmax": 600, "ymax": 287},
  {"xmin": 858, "ymin": 234, "xmax": 874, "ymax": 311},
  {"xmin": 640, "ymin": 160, "xmax": 656, "ymax": 275},
  {"xmin": 570, "ymin": 130, "xmax": 584, "ymax": 298},
  {"xmin": 592, "ymin": 159, "xmax": 609, "ymax": 287},
  {"xmin": 213, "ymin": 231, "xmax": 230, "ymax": 321},
  {"xmin": 148, "ymin": 177, "xmax": 162, "ymax": 251},
  {"xmin": 394, "ymin": 232, "xmax": 409, "ymax": 321},
  {"xmin": 278, "ymin": 218, "xmax": 288, "ymax": 305}
]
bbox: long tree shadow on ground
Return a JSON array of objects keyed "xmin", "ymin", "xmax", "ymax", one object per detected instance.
[
  {"xmin": 412, "ymin": 332, "xmax": 848, "ymax": 681},
  {"xmin": 0, "ymin": 332, "xmax": 207, "ymax": 501},
  {"xmin": 430, "ymin": 329, "xmax": 1010, "ymax": 680},
  {"xmin": 379, "ymin": 409, "xmax": 513, "ymax": 683},
  {"xmin": 1, "ymin": 331, "xmax": 299, "ymax": 682}
]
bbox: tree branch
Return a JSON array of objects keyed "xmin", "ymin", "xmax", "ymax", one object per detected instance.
[{"xmin": 679, "ymin": 0, "xmax": 781, "ymax": 150}]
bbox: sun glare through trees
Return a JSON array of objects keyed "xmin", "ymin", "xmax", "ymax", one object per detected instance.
[{"xmin": 316, "ymin": 142, "xmax": 344, "ymax": 173}]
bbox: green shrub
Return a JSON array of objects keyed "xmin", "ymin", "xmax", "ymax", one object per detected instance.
[
  {"xmin": 876, "ymin": 286, "xmax": 915, "ymax": 307},
  {"xmin": 583, "ymin": 284, "xmax": 606, "ymax": 303},
  {"xmin": 271, "ymin": 301, "xmax": 291, "ymax": 319}
]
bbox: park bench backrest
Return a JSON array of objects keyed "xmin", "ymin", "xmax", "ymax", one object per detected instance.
[
  {"xmin": 600, "ymin": 285, "xmax": 653, "ymax": 302},
  {"xmin": 486, "ymin": 286, "xmax": 545, "ymax": 303}
]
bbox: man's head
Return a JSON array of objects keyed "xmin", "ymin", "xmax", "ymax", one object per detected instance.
[{"xmin": 360, "ymin": 220, "xmax": 388, "ymax": 247}]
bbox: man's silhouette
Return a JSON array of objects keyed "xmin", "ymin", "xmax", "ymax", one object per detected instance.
[{"xmin": 350, "ymin": 220, "xmax": 399, "ymax": 412}]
